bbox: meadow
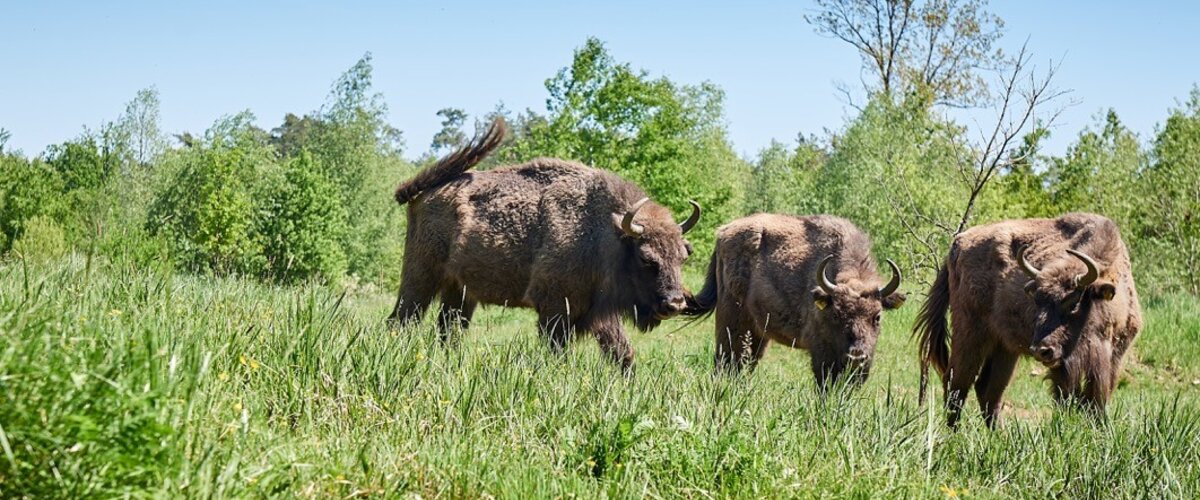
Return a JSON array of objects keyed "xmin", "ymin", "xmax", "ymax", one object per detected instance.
[{"xmin": 2, "ymin": 254, "xmax": 1198, "ymax": 498}]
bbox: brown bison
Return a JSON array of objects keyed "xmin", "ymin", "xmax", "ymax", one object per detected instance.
[
  {"xmin": 387, "ymin": 119, "xmax": 701, "ymax": 371},
  {"xmin": 684, "ymin": 214, "xmax": 905, "ymax": 389},
  {"xmin": 915, "ymin": 213, "xmax": 1142, "ymax": 428}
]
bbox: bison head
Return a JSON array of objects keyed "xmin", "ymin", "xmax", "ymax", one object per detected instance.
[
  {"xmin": 1018, "ymin": 245, "xmax": 1119, "ymax": 368},
  {"xmin": 612, "ymin": 197, "xmax": 700, "ymax": 331},
  {"xmin": 809, "ymin": 255, "xmax": 905, "ymax": 387}
]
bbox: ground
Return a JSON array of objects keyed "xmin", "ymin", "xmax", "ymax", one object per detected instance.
[{"xmin": 1, "ymin": 256, "xmax": 1198, "ymax": 497}]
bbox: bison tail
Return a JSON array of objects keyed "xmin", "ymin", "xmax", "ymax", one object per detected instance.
[
  {"xmin": 682, "ymin": 248, "xmax": 720, "ymax": 319},
  {"xmin": 394, "ymin": 117, "xmax": 508, "ymax": 205},
  {"xmin": 913, "ymin": 258, "xmax": 952, "ymax": 406}
]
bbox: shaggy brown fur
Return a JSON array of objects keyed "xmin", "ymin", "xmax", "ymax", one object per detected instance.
[
  {"xmin": 388, "ymin": 119, "xmax": 699, "ymax": 372},
  {"xmin": 684, "ymin": 214, "xmax": 905, "ymax": 390},
  {"xmin": 915, "ymin": 213, "xmax": 1142, "ymax": 428}
]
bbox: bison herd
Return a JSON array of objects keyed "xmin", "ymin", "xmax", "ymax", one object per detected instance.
[{"xmin": 387, "ymin": 119, "xmax": 1142, "ymax": 429}]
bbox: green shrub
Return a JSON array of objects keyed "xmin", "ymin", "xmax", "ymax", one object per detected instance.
[
  {"xmin": 0, "ymin": 154, "xmax": 64, "ymax": 253},
  {"xmin": 11, "ymin": 215, "xmax": 68, "ymax": 262},
  {"xmin": 259, "ymin": 153, "xmax": 349, "ymax": 283},
  {"xmin": 146, "ymin": 112, "xmax": 274, "ymax": 275}
]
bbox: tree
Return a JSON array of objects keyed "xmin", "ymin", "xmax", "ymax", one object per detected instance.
[
  {"xmin": 1138, "ymin": 87, "xmax": 1200, "ymax": 294},
  {"xmin": 146, "ymin": 112, "xmax": 274, "ymax": 274},
  {"xmin": 309, "ymin": 53, "xmax": 408, "ymax": 283},
  {"xmin": 117, "ymin": 88, "xmax": 167, "ymax": 167},
  {"xmin": 745, "ymin": 138, "xmax": 826, "ymax": 215},
  {"xmin": 807, "ymin": 0, "xmax": 1006, "ymax": 107},
  {"xmin": 430, "ymin": 108, "xmax": 468, "ymax": 153},
  {"xmin": 509, "ymin": 38, "xmax": 748, "ymax": 257},
  {"xmin": 1044, "ymin": 110, "xmax": 1144, "ymax": 219},
  {"xmin": 258, "ymin": 153, "xmax": 348, "ymax": 282},
  {"xmin": 270, "ymin": 113, "xmax": 323, "ymax": 158}
]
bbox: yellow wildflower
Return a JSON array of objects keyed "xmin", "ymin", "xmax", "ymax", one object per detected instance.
[
  {"xmin": 108, "ymin": 309, "xmax": 122, "ymax": 318},
  {"xmin": 218, "ymin": 372, "xmax": 229, "ymax": 381}
]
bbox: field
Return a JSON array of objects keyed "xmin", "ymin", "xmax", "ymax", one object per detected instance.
[{"xmin": 1, "ymin": 255, "xmax": 1199, "ymax": 498}]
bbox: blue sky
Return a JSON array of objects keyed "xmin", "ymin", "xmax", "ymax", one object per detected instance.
[{"xmin": 2, "ymin": 1, "xmax": 1197, "ymax": 159}]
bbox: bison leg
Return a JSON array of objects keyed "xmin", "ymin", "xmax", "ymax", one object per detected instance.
[
  {"xmin": 974, "ymin": 348, "xmax": 1019, "ymax": 429},
  {"xmin": 436, "ymin": 283, "xmax": 477, "ymax": 345},
  {"xmin": 714, "ymin": 300, "xmax": 763, "ymax": 373},
  {"xmin": 587, "ymin": 314, "xmax": 635, "ymax": 374},
  {"xmin": 536, "ymin": 307, "xmax": 576, "ymax": 355},
  {"xmin": 944, "ymin": 336, "xmax": 990, "ymax": 429},
  {"xmin": 387, "ymin": 258, "xmax": 442, "ymax": 329}
]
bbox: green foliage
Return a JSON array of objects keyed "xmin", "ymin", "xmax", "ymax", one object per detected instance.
[
  {"xmin": 147, "ymin": 112, "xmax": 273, "ymax": 275},
  {"xmin": 430, "ymin": 107, "xmax": 468, "ymax": 154},
  {"xmin": 45, "ymin": 136, "xmax": 116, "ymax": 192},
  {"xmin": 1137, "ymin": 87, "xmax": 1200, "ymax": 295},
  {"xmin": 810, "ymin": 96, "xmax": 969, "ymax": 273},
  {"xmin": 744, "ymin": 138, "xmax": 826, "ymax": 215},
  {"xmin": 305, "ymin": 54, "xmax": 407, "ymax": 284},
  {"xmin": 0, "ymin": 154, "xmax": 63, "ymax": 253},
  {"xmin": 510, "ymin": 38, "xmax": 746, "ymax": 258},
  {"xmin": 993, "ymin": 125, "xmax": 1056, "ymax": 219},
  {"xmin": 10, "ymin": 215, "xmax": 68, "ymax": 262},
  {"xmin": 258, "ymin": 153, "xmax": 349, "ymax": 283},
  {"xmin": 1045, "ymin": 110, "xmax": 1145, "ymax": 220}
]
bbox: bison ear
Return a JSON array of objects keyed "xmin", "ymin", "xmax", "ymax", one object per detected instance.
[
  {"xmin": 1094, "ymin": 282, "xmax": 1117, "ymax": 301},
  {"xmin": 812, "ymin": 288, "xmax": 830, "ymax": 311},
  {"xmin": 882, "ymin": 291, "xmax": 906, "ymax": 310}
]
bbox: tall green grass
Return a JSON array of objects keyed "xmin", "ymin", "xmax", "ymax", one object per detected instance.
[{"xmin": 1, "ymin": 256, "xmax": 1197, "ymax": 497}]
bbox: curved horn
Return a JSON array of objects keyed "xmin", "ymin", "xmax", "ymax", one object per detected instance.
[
  {"xmin": 879, "ymin": 259, "xmax": 901, "ymax": 297},
  {"xmin": 1066, "ymin": 249, "xmax": 1099, "ymax": 290},
  {"xmin": 1018, "ymin": 244, "xmax": 1040, "ymax": 278},
  {"xmin": 679, "ymin": 200, "xmax": 701, "ymax": 235},
  {"xmin": 817, "ymin": 255, "xmax": 837, "ymax": 294},
  {"xmin": 620, "ymin": 198, "xmax": 649, "ymax": 238}
]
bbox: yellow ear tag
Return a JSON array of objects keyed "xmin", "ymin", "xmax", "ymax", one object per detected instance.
[
  {"xmin": 815, "ymin": 299, "xmax": 828, "ymax": 311},
  {"xmin": 1102, "ymin": 288, "xmax": 1115, "ymax": 301}
]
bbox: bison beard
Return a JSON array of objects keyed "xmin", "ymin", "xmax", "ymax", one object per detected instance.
[
  {"xmin": 914, "ymin": 213, "xmax": 1142, "ymax": 429},
  {"xmin": 684, "ymin": 214, "xmax": 904, "ymax": 391},
  {"xmin": 387, "ymin": 118, "xmax": 699, "ymax": 372}
]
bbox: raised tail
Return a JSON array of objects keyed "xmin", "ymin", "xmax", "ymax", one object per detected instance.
[
  {"xmin": 682, "ymin": 247, "xmax": 719, "ymax": 319},
  {"xmin": 913, "ymin": 255, "xmax": 952, "ymax": 405},
  {"xmin": 394, "ymin": 117, "xmax": 508, "ymax": 205}
]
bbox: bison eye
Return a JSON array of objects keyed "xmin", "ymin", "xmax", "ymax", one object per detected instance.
[
  {"xmin": 638, "ymin": 254, "xmax": 657, "ymax": 270},
  {"xmin": 873, "ymin": 314, "xmax": 881, "ymax": 326}
]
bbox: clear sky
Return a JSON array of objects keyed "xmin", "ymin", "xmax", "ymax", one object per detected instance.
[{"xmin": 2, "ymin": 1, "xmax": 1197, "ymax": 159}]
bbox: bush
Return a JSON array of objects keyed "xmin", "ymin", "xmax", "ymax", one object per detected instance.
[
  {"xmin": 146, "ymin": 112, "xmax": 274, "ymax": 275},
  {"xmin": 0, "ymin": 154, "xmax": 64, "ymax": 253},
  {"xmin": 259, "ymin": 153, "xmax": 349, "ymax": 283},
  {"xmin": 11, "ymin": 215, "xmax": 68, "ymax": 262}
]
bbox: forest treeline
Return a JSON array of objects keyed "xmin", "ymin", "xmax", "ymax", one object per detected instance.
[{"xmin": 1, "ymin": 1, "xmax": 1198, "ymax": 296}]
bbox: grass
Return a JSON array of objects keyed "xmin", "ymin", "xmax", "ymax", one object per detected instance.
[{"xmin": 1, "ymin": 255, "xmax": 1198, "ymax": 497}]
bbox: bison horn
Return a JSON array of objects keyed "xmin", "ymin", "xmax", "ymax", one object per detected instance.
[
  {"xmin": 817, "ymin": 255, "xmax": 837, "ymax": 294},
  {"xmin": 879, "ymin": 259, "xmax": 901, "ymax": 297},
  {"xmin": 1066, "ymin": 249, "xmax": 1099, "ymax": 290},
  {"xmin": 620, "ymin": 198, "xmax": 649, "ymax": 238},
  {"xmin": 679, "ymin": 200, "xmax": 701, "ymax": 235},
  {"xmin": 1018, "ymin": 244, "xmax": 1041, "ymax": 278}
]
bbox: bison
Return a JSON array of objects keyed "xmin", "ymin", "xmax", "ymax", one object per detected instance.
[
  {"xmin": 387, "ymin": 119, "xmax": 701, "ymax": 371},
  {"xmin": 915, "ymin": 213, "xmax": 1142, "ymax": 428},
  {"xmin": 684, "ymin": 214, "xmax": 905, "ymax": 389}
]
